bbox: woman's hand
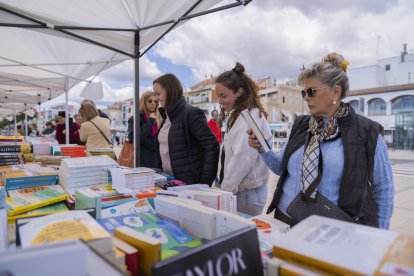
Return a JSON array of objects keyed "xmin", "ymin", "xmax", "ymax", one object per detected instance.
[
  {"xmin": 149, "ymin": 112, "xmax": 157, "ymax": 119},
  {"xmin": 247, "ymin": 129, "xmax": 260, "ymax": 150}
]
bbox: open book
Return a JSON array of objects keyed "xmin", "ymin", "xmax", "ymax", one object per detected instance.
[{"xmin": 240, "ymin": 109, "xmax": 272, "ymax": 152}]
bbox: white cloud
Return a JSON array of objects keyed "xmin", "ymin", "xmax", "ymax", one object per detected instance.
[{"xmin": 154, "ymin": 0, "xmax": 414, "ymax": 83}]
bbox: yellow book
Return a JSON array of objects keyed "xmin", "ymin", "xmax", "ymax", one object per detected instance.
[
  {"xmin": 7, "ymin": 202, "xmax": 69, "ymax": 223},
  {"xmin": 114, "ymin": 226, "xmax": 161, "ymax": 276},
  {"xmin": 7, "ymin": 185, "xmax": 67, "ymax": 216}
]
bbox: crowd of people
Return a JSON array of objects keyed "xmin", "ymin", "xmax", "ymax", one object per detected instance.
[{"xmin": 25, "ymin": 52, "xmax": 395, "ymax": 227}]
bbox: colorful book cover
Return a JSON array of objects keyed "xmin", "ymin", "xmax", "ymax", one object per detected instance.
[
  {"xmin": 18, "ymin": 210, "xmax": 112, "ymax": 249},
  {"xmin": 135, "ymin": 219, "xmax": 194, "ymax": 259},
  {"xmin": 7, "ymin": 202, "xmax": 69, "ymax": 223},
  {"xmin": 100, "ymin": 198, "xmax": 156, "ymax": 218},
  {"xmin": 6, "ymin": 185, "xmax": 67, "ymax": 216},
  {"xmin": 97, "ymin": 212, "xmax": 160, "ymax": 234},
  {"xmin": 162, "ymin": 238, "xmax": 208, "ymax": 260}
]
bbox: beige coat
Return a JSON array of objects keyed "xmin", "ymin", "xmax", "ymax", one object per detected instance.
[{"xmin": 79, "ymin": 116, "xmax": 111, "ymax": 151}]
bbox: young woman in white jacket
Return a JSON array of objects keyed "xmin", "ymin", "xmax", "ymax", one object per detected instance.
[{"xmin": 215, "ymin": 62, "xmax": 272, "ymax": 215}]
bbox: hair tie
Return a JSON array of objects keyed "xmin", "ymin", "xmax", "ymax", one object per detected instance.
[{"xmin": 342, "ymin": 60, "xmax": 349, "ymax": 72}]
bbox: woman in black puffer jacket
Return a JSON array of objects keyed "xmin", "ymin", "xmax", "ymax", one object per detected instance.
[{"xmin": 154, "ymin": 73, "xmax": 219, "ymax": 185}]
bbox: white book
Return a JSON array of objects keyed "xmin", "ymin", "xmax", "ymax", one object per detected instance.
[
  {"xmin": 199, "ymin": 188, "xmax": 237, "ymax": 213},
  {"xmin": 166, "ymin": 184, "xmax": 209, "ymax": 192},
  {"xmin": 178, "ymin": 203, "xmax": 217, "ymax": 240},
  {"xmin": 61, "ymin": 155, "xmax": 118, "ymax": 168},
  {"xmin": 178, "ymin": 190, "xmax": 221, "ymax": 210},
  {"xmin": 0, "ymin": 240, "xmax": 89, "ymax": 276},
  {"xmin": 240, "ymin": 109, "xmax": 272, "ymax": 152},
  {"xmin": 153, "ymin": 196, "xmax": 184, "ymax": 223},
  {"xmin": 274, "ymin": 215, "xmax": 404, "ymax": 275},
  {"xmin": 0, "ymin": 209, "xmax": 7, "ymax": 251},
  {"xmin": 215, "ymin": 210, "xmax": 255, "ymax": 238}
]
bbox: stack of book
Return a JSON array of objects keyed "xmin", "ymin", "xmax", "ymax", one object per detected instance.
[
  {"xmin": 59, "ymin": 155, "xmax": 118, "ymax": 190},
  {"xmin": 0, "ymin": 143, "xmax": 34, "ymax": 165},
  {"xmin": 271, "ymin": 215, "xmax": 414, "ymax": 275},
  {"xmin": 0, "ymin": 163, "xmax": 59, "ymax": 190},
  {"xmin": 59, "ymin": 145, "xmax": 87, "ymax": 157},
  {"xmin": 25, "ymin": 136, "xmax": 59, "ymax": 155},
  {"xmin": 0, "ymin": 135, "xmax": 24, "ymax": 143},
  {"xmin": 122, "ymin": 167, "xmax": 155, "ymax": 190},
  {"xmin": 33, "ymin": 155, "xmax": 66, "ymax": 166}
]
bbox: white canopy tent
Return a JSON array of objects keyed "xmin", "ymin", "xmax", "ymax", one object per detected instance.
[{"xmin": 0, "ymin": 0, "xmax": 252, "ymax": 165}]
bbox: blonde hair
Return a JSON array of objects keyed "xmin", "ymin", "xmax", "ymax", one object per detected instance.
[
  {"xmin": 139, "ymin": 91, "xmax": 161, "ymax": 126},
  {"xmin": 298, "ymin": 52, "xmax": 349, "ymax": 99},
  {"xmin": 79, "ymin": 102, "xmax": 99, "ymax": 122}
]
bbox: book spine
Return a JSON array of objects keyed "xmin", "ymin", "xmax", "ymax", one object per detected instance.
[
  {"xmin": 7, "ymin": 194, "xmax": 68, "ymax": 216},
  {"xmin": 273, "ymin": 246, "xmax": 360, "ymax": 275}
]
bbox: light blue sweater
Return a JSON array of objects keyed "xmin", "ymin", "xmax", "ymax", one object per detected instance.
[{"xmin": 261, "ymin": 134, "xmax": 394, "ymax": 229}]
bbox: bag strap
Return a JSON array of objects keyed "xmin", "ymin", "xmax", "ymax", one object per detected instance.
[{"xmin": 88, "ymin": 120, "xmax": 114, "ymax": 147}]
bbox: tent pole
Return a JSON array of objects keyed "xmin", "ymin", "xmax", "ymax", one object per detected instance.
[
  {"xmin": 25, "ymin": 113, "xmax": 28, "ymax": 136},
  {"xmin": 65, "ymin": 79, "xmax": 69, "ymax": 144},
  {"xmin": 14, "ymin": 111, "xmax": 17, "ymax": 135},
  {"xmin": 133, "ymin": 31, "xmax": 140, "ymax": 167}
]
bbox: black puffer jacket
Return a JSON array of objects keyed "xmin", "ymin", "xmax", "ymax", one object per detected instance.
[
  {"xmin": 158, "ymin": 97, "xmax": 219, "ymax": 185},
  {"xmin": 127, "ymin": 113, "xmax": 159, "ymax": 168}
]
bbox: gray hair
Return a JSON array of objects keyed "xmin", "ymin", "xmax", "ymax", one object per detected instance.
[{"xmin": 298, "ymin": 52, "xmax": 349, "ymax": 99}]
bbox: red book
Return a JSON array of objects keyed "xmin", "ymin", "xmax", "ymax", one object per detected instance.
[{"xmin": 113, "ymin": 236, "xmax": 139, "ymax": 276}]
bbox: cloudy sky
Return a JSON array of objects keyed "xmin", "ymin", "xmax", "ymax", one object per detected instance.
[{"xmin": 47, "ymin": 0, "xmax": 414, "ymax": 110}]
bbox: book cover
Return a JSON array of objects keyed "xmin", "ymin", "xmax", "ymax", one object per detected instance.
[
  {"xmin": 6, "ymin": 185, "xmax": 68, "ymax": 216},
  {"xmin": 97, "ymin": 211, "xmax": 160, "ymax": 234},
  {"xmin": 7, "ymin": 201, "xmax": 69, "ymax": 223},
  {"xmin": 240, "ymin": 109, "xmax": 272, "ymax": 152},
  {"xmin": 18, "ymin": 210, "xmax": 112, "ymax": 249},
  {"xmin": 135, "ymin": 219, "xmax": 194, "ymax": 260},
  {"xmin": 272, "ymin": 215, "xmax": 403, "ymax": 275},
  {"xmin": 114, "ymin": 226, "xmax": 161, "ymax": 276},
  {"xmin": 100, "ymin": 198, "xmax": 155, "ymax": 218}
]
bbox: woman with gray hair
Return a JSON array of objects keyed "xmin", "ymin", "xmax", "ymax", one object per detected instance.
[{"xmin": 248, "ymin": 52, "xmax": 394, "ymax": 228}]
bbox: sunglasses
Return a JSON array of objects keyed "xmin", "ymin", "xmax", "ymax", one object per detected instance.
[
  {"xmin": 147, "ymin": 99, "xmax": 158, "ymax": 104},
  {"xmin": 301, "ymin": 87, "xmax": 328, "ymax": 98}
]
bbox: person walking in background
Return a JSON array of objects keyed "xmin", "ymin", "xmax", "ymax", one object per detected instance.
[
  {"xmin": 154, "ymin": 73, "xmax": 219, "ymax": 185},
  {"xmin": 55, "ymin": 111, "xmax": 80, "ymax": 144},
  {"xmin": 78, "ymin": 102, "xmax": 111, "ymax": 151},
  {"xmin": 215, "ymin": 62, "xmax": 271, "ymax": 216},
  {"xmin": 208, "ymin": 109, "xmax": 222, "ymax": 144},
  {"xmin": 127, "ymin": 91, "xmax": 161, "ymax": 168},
  {"xmin": 248, "ymin": 52, "xmax": 394, "ymax": 228},
  {"xmin": 42, "ymin": 121, "xmax": 55, "ymax": 136}
]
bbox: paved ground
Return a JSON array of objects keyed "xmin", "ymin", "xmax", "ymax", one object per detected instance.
[{"xmin": 265, "ymin": 149, "xmax": 414, "ymax": 235}]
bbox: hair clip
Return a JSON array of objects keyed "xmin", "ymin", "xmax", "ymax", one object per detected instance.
[{"xmin": 342, "ymin": 60, "xmax": 349, "ymax": 72}]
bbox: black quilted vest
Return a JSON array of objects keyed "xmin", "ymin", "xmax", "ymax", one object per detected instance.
[{"xmin": 267, "ymin": 107, "xmax": 383, "ymax": 227}]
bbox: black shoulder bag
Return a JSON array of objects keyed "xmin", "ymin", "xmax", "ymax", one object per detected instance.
[{"xmin": 286, "ymin": 152, "xmax": 354, "ymax": 224}]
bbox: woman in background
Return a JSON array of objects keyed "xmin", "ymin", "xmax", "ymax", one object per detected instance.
[
  {"xmin": 154, "ymin": 73, "xmax": 219, "ymax": 185},
  {"xmin": 55, "ymin": 111, "xmax": 80, "ymax": 144},
  {"xmin": 215, "ymin": 62, "xmax": 272, "ymax": 215},
  {"xmin": 127, "ymin": 91, "xmax": 161, "ymax": 168},
  {"xmin": 78, "ymin": 103, "xmax": 111, "ymax": 151}
]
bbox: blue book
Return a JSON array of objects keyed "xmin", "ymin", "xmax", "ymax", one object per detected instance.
[{"xmin": 97, "ymin": 211, "xmax": 160, "ymax": 234}]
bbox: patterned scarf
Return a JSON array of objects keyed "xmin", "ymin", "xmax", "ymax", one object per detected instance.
[{"xmin": 301, "ymin": 102, "xmax": 349, "ymax": 198}]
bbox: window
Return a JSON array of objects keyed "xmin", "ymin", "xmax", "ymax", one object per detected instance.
[
  {"xmin": 392, "ymin": 95, "xmax": 414, "ymax": 113},
  {"xmin": 349, "ymin": 100, "xmax": 359, "ymax": 112},
  {"xmin": 385, "ymin": 64, "xmax": 391, "ymax": 71},
  {"xmin": 368, "ymin": 98, "xmax": 386, "ymax": 115},
  {"xmin": 282, "ymin": 96, "xmax": 285, "ymax": 103}
]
